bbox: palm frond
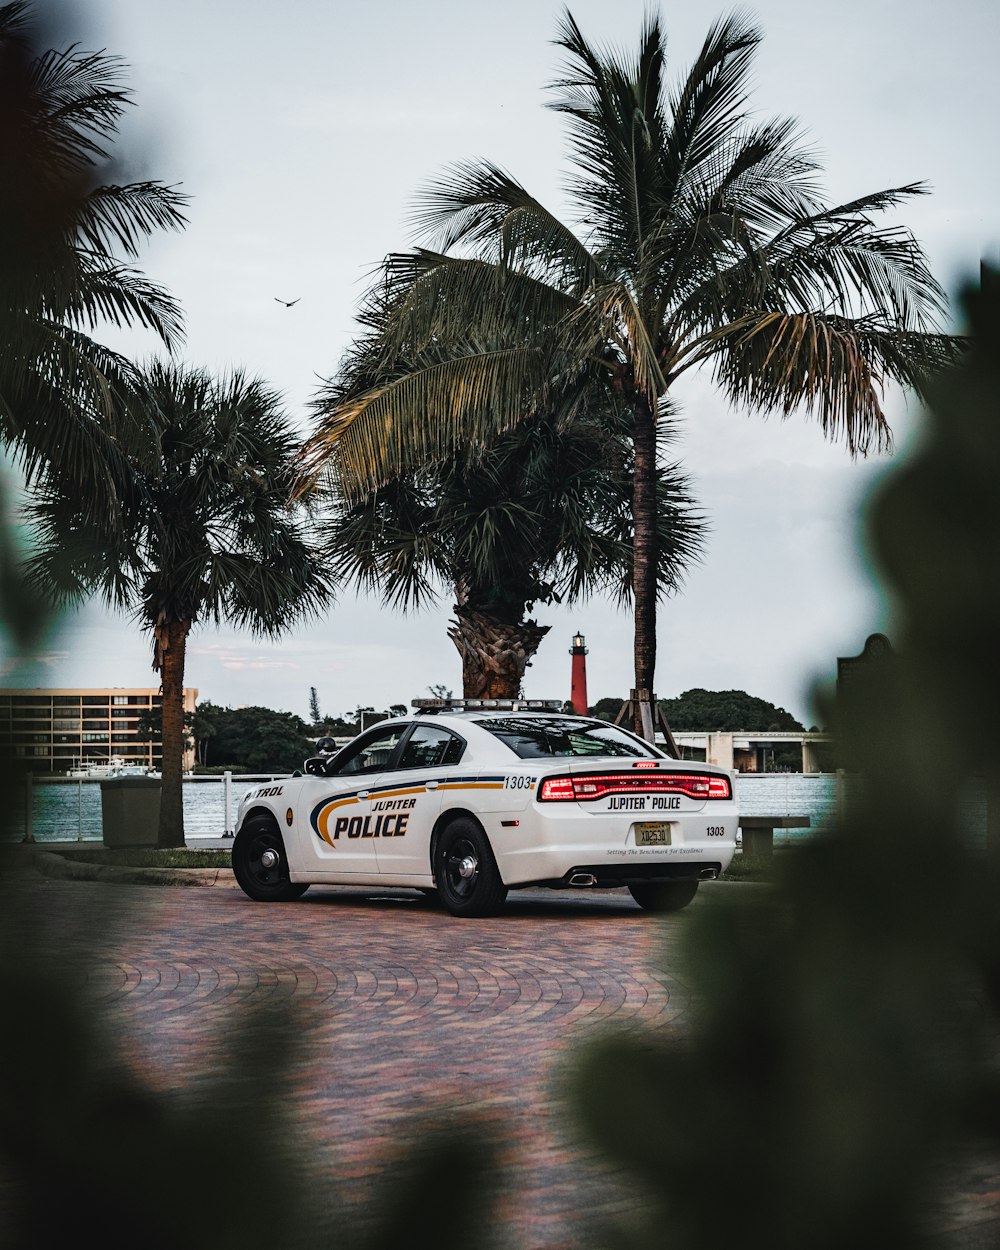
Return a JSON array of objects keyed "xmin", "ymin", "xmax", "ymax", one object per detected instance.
[
  {"xmin": 563, "ymin": 281, "xmax": 666, "ymax": 398},
  {"xmin": 379, "ymin": 251, "xmax": 576, "ymax": 359},
  {"xmin": 761, "ymin": 196, "xmax": 947, "ymax": 329},
  {"xmin": 410, "ymin": 159, "xmax": 539, "ymax": 253},
  {"xmin": 323, "ymin": 480, "xmax": 444, "ymax": 612},
  {"xmin": 0, "ymin": 321, "xmax": 145, "ymax": 485},
  {"xmin": 206, "ymin": 549, "xmax": 336, "ymax": 637},
  {"xmin": 410, "ymin": 159, "xmax": 607, "ymax": 290},
  {"xmin": 76, "ymin": 181, "xmax": 188, "ymax": 259},
  {"xmin": 666, "ymin": 180, "xmax": 949, "ymax": 359},
  {"xmin": 549, "ymin": 9, "xmax": 672, "ymax": 268},
  {"xmin": 1, "ymin": 6, "xmax": 187, "ymax": 483},
  {"xmin": 316, "ymin": 399, "xmax": 705, "ymax": 621},
  {"xmin": 662, "ymin": 10, "xmax": 762, "ymax": 201},
  {"xmin": 32, "ymin": 48, "xmax": 127, "ymax": 142},
  {"xmin": 301, "ymin": 345, "xmax": 552, "ymax": 500},
  {"xmin": 710, "ymin": 310, "xmax": 903, "ymax": 454},
  {"xmin": 62, "ymin": 261, "xmax": 185, "ymax": 345},
  {"xmin": 25, "ymin": 359, "xmax": 334, "ymax": 645}
]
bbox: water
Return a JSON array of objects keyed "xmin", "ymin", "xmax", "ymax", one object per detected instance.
[
  {"xmin": 736, "ymin": 772, "xmax": 988, "ymax": 849},
  {"xmin": 734, "ymin": 773, "xmax": 839, "ymax": 843},
  {"xmin": 4, "ymin": 774, "xmax": 285, "ymax": 843},
  {"xmin": 4, "ymin": 771, "xmax": 987, "ymax": 847}
]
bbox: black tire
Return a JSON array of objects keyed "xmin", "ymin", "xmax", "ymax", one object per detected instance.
[
  {"xmin": 433, "ymin": 817, "xmax": 507, "ymax": 918},
  {"xmin": 232, "ymin": 816, "xmax": 309, "ymax": 902},
  {"xmin": 628, "ymin": 880, "xmax": 699, "ymax": 913}
]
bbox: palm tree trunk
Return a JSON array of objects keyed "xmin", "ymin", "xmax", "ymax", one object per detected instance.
[
  {"xmin": 448, "ymin": 606, "xmax": 550, "ymax": 699},
  {"xmin": 154, "ymin": 616, "xmax": 190, "ymax": 848},
  {"xmin": 631, "ymin": 394, "xmax": 659, "ymax": 738}
]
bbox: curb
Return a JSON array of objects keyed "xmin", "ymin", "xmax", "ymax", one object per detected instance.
[
  {"xmin": 11, "ymin": 850, "xmax": 769, "ymax": 895},
  {"xmin": 27, "ymin": 850, "xmax": 239, "ymax": 888}
]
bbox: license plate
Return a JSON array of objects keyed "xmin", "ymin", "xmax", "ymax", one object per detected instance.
[{"xmin": 634, "ymin": 822, "xmax": 672, "ymax": 846}]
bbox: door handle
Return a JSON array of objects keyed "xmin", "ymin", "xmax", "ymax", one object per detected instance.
[
  {"xmin": 426, "ymin": 781, "xmax": 439, "ymax": 790},
  {"xmin": 357, "ymin": 790, "xmax": 370, "ymax": 799}
]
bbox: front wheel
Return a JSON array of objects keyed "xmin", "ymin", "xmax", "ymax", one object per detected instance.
[
  {"xmin": 232, "ymin": 817, "xmax": 309, "ymax": 902},
  {"xmin": 628, "ymin": 880, "xmax": 699, "ymax": 912},
  {"xmin": 433, "ymin": 818, "xmax": 507, "ymax": 918}
]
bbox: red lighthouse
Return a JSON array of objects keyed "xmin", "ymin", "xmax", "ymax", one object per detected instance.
[{"xmin": 569, "ymin": 631, "xmax": 589, "ymax": 715}]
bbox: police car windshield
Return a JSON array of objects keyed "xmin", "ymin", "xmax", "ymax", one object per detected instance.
[{"xmin": 477, "ymin": 716, "xmax": 662, "ymax": 759}]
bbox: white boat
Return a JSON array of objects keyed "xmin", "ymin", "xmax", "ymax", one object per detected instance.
[{"xmin": 65, "ymin": 759, "xmax": 151, "ymax": 779}]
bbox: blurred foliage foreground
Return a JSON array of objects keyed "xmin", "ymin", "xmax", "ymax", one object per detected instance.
[{"xmin": 3, "ymin": 273, "xmax": 1000, "ymax": 1249}]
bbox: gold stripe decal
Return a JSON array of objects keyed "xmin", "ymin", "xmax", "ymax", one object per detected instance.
[
  {"xmin": 312, "ymin": 796, "xmax": 362, "ymax": 845},
  {"xmin": 311, "ymin": 787, "xmax": 430, "ymax": 845},
  {"xmin": 310, "ymin": 777, "xmax": 507, "ymax": 846},
  {"xmin": 438, "ymin": 782, "xmax": 504, "ymax": 791}
]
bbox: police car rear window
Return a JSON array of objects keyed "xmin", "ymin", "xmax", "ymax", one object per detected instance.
[{"xmin": 477, "ymin": 716, "xmax": 662, "ymax": 759}]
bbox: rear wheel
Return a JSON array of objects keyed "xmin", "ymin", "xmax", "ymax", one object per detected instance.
[
  {"xmin": 628, "ymin": 880, "xmax": 699, "ymax": 912},
  {"xmin": 232, "ymin": 816, "xmax": 309, "ymax": 902},
  {"xmin": 433, "ymin": 818, "xmax": 507, "ymax": 918}
]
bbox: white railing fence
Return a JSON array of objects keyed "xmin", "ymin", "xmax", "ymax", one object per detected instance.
[{"xmin": 10, "ymin": 772, "xmax": 288, "ymax": 844}]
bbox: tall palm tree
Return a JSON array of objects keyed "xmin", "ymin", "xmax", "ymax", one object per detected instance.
[
  {"xmin": 26, "ymin": 361, "xmax": 335, "ymax": 847},
  {"xmin": 320, "ymin": 400, "xmax": 704, "ymax": 698},
  {"xmin": 301, "ymin": 9, "xmax": 959, "ymax": 737},
  {"xmin": 1, "ymin": 0, "xmax": 186, "ymax": 498}
]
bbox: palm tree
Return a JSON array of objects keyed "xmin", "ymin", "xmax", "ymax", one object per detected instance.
[
  {"xmin": 320, "ymin": 399, "xmax": 703, "ymax": 698},
  {"xmin": 301, "ymin": 9, "xmax": 960, "ymax": 737},
  {"xmin": 1, "ymin": 1, "xmax": 186, "ymax": 497},
  {"xmin": 26, "ymin": 361, "xmax": 335, "ymax": 847}
]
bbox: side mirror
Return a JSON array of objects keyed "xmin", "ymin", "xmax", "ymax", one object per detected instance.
[{"xmin": 305, "ymin": 757, "xmax": 327, "ymax": 777}]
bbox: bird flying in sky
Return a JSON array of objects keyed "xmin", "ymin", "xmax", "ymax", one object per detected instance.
[{"xmin": 274, "ymin": 296, "xmax": 300, "ymax": 307}]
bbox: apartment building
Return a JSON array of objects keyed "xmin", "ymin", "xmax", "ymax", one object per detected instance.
[{"xmin": 0, "ymin": 687, "xmax": 198, "ymax": 774}]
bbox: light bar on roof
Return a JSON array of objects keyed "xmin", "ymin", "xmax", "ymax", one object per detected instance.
[{"xmin": 412, "ymin": 698, "xmax": 566, "ymax": 712}]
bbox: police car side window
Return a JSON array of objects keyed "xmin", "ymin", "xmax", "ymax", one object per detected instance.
[
  {"xmin": 397, "ymin": 724, "xmax": 465, "ymax": 770},
  {"xmin": 334, "ymin": 727, "xmax": 406, "ymax": 775},
  {"xmin": 478, "ymin": 716, "xmax": 659, "ymax": 759},
  {"xmin": 440, "ymin": 734, "xmax": 464, "ymax": 765}
]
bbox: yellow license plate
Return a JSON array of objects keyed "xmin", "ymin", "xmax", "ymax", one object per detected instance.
[{"xmin": 634, "ymin": 822, "xmax": 672, "ymax": 846}]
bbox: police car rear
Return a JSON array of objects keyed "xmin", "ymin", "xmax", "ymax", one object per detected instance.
[{"xmin": 424, "ymin": 701, "xmax": 738, "ymax": 912}]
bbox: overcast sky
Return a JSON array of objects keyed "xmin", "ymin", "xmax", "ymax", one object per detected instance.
[{"xmin": 3, "ymin": 0, "xmax": 998, "ymax": 726}]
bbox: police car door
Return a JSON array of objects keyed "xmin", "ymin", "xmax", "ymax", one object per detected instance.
[
  {"xmin": 371, "ymin": 722, "xmax": 465, "ymax": 879},
  {"xmin": 308, "ymin": 723, "xmax": 408, "ymax": 873}
]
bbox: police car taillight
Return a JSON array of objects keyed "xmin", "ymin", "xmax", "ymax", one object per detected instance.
[
  {"xmin": 539, "ymin": 777, "xmax": 576, "ymax": 801},
  {"xmin": 538, "ymin": 772, "xmax": 732, "ymax": 801}
]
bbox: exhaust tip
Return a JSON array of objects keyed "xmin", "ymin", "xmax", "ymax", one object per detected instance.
[
  {"xmin": 699, "ymin": 867, "xmax": 720, "ymax": 880},
  {"xmin": 568, "ymin": 872, "xmax": 597, "ymax": 887}
]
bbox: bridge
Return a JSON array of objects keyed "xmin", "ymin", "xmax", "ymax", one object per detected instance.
[{"xmin": 667, "ymin": 730, "xmax": 832, "ymax": 773}]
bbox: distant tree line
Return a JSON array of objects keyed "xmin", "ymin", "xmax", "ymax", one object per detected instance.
[
  {"xmin": 591, "ymin": 689, "xmax": 807, "ymax": 732},
  {"xmin": 185, "ymin": 700, "xmax": 408, "ymax": 772},
  {"xmin": 590, "ymin": 689, "xmax": 817, "ymax": 769}
]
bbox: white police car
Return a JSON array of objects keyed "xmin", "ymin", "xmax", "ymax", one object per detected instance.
[{"xmin": 231, "ymin": 699, "xmax": 738, "ymax": 917}]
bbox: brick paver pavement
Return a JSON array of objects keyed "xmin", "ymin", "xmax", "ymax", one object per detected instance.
[
  {"xmin": 5, "ymin": 872, "xmax": 697, "ymax": 1247},
  {"xmin": 5, "ymin": 867, "xmax": 1000, "ymax": 1248}
]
